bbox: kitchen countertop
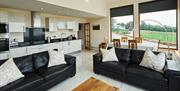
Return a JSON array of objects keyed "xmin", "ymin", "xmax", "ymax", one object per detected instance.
[{"xmin": 10, "ymin": 39, "xmax": 81, "ymax": 49}]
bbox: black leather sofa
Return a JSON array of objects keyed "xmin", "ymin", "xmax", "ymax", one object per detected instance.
[
  {"xmin": 93, "ymin": 48, "xmax": 180, "ymax": 91},
  {"xmin": 0, "ymin": 51, "xmax": 76, "ymax": 91}
]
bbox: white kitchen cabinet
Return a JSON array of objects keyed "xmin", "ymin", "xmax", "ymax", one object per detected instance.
[
  {"xmin": 57, "ymin": 21, "xmax": 66, "ymax": 29},
  {"xmin": 67, "ymin": 21, "xmax": 79, "ymax": 31},
  {"xmin": 67, "ymin": 21, "xmax": 75, "ymax": 29},
  {"xmin": 70, "ymin": 40, "xmax": 82, "ymax": 52},
  {"xmin": 10, "ymin": 47, "xmax": 27, "ymax": 58},
  {"xmin": 61, "ymin": 40, "xmax": 82, "ymax": 54},
  {"xmin": 45, "ymin": 17, "xmax": 58, "ymax": 32},
  {"xmin": 9, "ymin": 22, "xmax": 25, "ymax": 32},
  {"xmin": 4, "ymin": 40, "xmax": 82, "ymax": 59},
  {"xmin": 27, "ymin": 45, "xmax": 46, "ymax": 55},
  {"xmin": 0, "ymin": 51, "xmax": 9, "ymax": 60}
]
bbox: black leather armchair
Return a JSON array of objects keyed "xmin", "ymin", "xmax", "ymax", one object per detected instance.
[{"xmin": 0, "ymin": 51, "xmax": 76, "ymax": 91}]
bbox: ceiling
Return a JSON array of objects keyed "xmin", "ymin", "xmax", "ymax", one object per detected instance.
[{"xmin": 0, "ymin": 0, "xmax": 103, "ymax": 18}]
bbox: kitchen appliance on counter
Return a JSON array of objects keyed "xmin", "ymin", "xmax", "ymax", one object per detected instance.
[
  {"xmin": 10, "ymin": 39, "xmax": 18, "ymax": 47},
  {"xmin": 0, "ymin": 38, "xmax": 9, "ymax": 51},
  {"xmin": 24, "ymin": 27, "xmax": 46, "ymax": 45},
  {"xmin": 0, "ymin": 23, "xmax": 9, "ymax": 33}
]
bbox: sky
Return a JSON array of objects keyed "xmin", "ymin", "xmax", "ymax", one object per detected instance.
[{"xmin": 112, "ymin": 10, "xmax": 176, "ymax": 27}]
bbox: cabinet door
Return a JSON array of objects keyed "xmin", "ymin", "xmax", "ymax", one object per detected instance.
[
  {"xmin": 67, "ymin": 21, "xmax": 75, "ymax": 29},
  {"xmin": 27, "ymin": 45, "xmax": 45, "ymax": 55},
  {"xmin": 9, "ymin": 22, "xmax": 25, "ymax": 32},
  {"xmin": 10, "ymin": 47, "xmax": 27, "ymax": 58},
  {"xmin": 0, "ymin": 52, "xmax": 9, "ymax": 60},
  {"xmin": 58, "ymin": 21, "xmax": 66, "ymax": 29},
  {"xmin": 70, "ymin": 40, "xmax": 82, "ymax": 52},
  {"xmin": 61, "ymin": 41, "xmax": 71, "ymax": 54}
]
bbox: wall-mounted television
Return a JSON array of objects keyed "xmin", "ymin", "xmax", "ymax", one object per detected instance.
[{"xmin": 93, "ymin": 24, "xmax": 100, "ymax": 30}]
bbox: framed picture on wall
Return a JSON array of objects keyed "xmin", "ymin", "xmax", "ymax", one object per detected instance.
[{"xmin": 93, "ymin": 24, "xmax": 100, "ymax": 30}]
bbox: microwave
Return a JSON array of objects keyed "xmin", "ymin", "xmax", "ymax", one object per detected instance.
[
  {"xmin": 0, "ymin": 23, "xmax": 9, "ymax": 33},
  {"xmin": 0, "ymin": 38, "xmax": 9, "ymax": 51}
]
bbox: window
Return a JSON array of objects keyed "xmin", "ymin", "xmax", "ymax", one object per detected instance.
[
  {"xmin": 139, "ymin": 0, "xmax": 177, "ymax": 49},
  {"xmin": 110, "ymin": 5, "xmax": 133, "ymax": 40}
]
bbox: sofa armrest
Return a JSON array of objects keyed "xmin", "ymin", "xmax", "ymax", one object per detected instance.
[
  {"xmin": 93, "ymin": 53, "xmax": 102, "ymax": 64},
  {"xmin": 65, "ymin": 55, "xmax": 76, "ymax": 65},
  {"xmin": 164, "ymin": 60, "xmax": 180, "ymax": 77}
]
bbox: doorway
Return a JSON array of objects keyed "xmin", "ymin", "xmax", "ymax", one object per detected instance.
[{"xmin": 78, "ymin": 23, "xmax": 91, "ymax": 50}]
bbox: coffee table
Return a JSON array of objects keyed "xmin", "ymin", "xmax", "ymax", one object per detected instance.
[{"xmin": 72, "ymin": 77, "xmax": 119, "ymax": 91}]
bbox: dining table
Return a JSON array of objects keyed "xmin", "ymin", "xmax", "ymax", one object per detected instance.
[{"xmin": 108, "ymin": 41, "xmax": 157, "ymax": 51}]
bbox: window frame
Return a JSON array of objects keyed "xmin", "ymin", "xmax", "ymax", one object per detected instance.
[
  {"xmin": 138, "ymin": 1, "xmax": 178, "ymax": 50},
  {"xmin": 110, "ymin": 5, "xmax": 134, "ymax": 42}
]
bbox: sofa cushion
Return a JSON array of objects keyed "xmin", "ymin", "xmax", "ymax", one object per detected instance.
[
  {"xmin": 14, "ymin": 55, "xmax": 33, "ymax": 74},
  {"xmin": 33, "ymin": 51, "xmax": 49, "ymax": 70},
  {"xmin": 98, "ymin": 61, "xmax": 128, "ymax": 75},
  {"xmin": 140, "ymin": 49, "xmax": 166, "ymax": 73},
  {"xmin": 126, "ymin": 64, "xmax": 168, "ymax": 87},
  {"xmin": 36, "ymin": 64, "xmax": 70, "ymax": 81},
  {"xmin": 101, "ymin": 48, "xmax": 119, "ymax": 62},
  {"xmin": 48, "ymin": 50, "xmax": 66, "ymax": 67},
  {"xmin": 115, "ymin": 48, "xmax": 131, "ymax": 63},
  {"xmin": 130, "ymin": 50, "xmax": 160, "ymax": 64},
  {"xmin": 0, "ymin": 73, "xmax": 43, "ymax": 91},
  {"xmin": 130, "ymin": 50, "xmax": 145, "ymax": 64}
]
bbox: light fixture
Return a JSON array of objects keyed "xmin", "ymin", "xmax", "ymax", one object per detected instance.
[
  {"xmin": 85, "ymin": 0, "xmax": 89, "ymax": 3},
  {"xmin": 40, "ymin": 8, "xmax": 44, "ymax": 10}
]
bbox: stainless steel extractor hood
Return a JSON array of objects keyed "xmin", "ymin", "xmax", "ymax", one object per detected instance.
[{"xmin": 31, "ymin": 12, "xmax": 41, "ymax": 27}]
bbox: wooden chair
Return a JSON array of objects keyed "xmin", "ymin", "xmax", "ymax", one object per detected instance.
[
  {"xmin": 99, "ymin": 42, "xmax": 107, "ymax": 52},
  {"xmin": 155, "ymin": 40, "xmax": 160, "ymax": 51},
  {"xmin": 135, "ymin": 37, "xmax": 143, "ymax": 43},
  {"xmin": 113, "ymin": 39, "xmax": 121, "ymax": 48},
  {"xmin": 128, "ymin": 40, "xmax": 137, "ymax": 49},
  {"xmin": 121, "ymin": 37, "xmax": 128, "ymax": 42}
]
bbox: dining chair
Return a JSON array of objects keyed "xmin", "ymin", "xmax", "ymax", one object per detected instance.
[
  {"xmin": 155, "ymin": 40, "xmax": 160, "ymax": 51},
  {"xmin": 99, "ymin": 42, "xmax": 107, "ymax": 52},
  {"xmin": 128, "ymin": 40, "xmax": 137, "ymax": 49},
  {"xmin": 113, "ymin": 39, "xmax": 121, "ymax": 48},
  {"xmin": 121, "ymin": 37, "xmax": 128, "ymax": 42},
  {"xmin": 135, "ymin": 37, "xmax": 143, "ymax": 43}
]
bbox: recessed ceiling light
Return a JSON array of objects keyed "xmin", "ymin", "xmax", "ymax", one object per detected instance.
[
  {"xmin": 40, "ymin": 8, "xmax": 44, "ymax": 10},
  {"xmin": 85, "ymin": 0, "xmax": 89, "ymax": 2}
]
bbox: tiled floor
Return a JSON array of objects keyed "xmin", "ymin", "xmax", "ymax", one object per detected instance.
[{"xmin": 49, "ymin": 50, "xmax": 145, "ymax": 91}]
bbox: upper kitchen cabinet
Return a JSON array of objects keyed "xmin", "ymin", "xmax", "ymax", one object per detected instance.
[
  {"xmin": 9, "ymin": 22, "xmax": 25, "ymax": 32},
  {"xmin": 57, "ymin": 21, "xmax": 66, "ymax": 29},
  {"xmin": 45, "ymin": 17, "xmax": 58, "ymax": 32},
  {"xmin": 67, "ymin": 21, "xmax": 78, "ymax": 31},
  {"xmin": 0, "ymin": 11, "xmax": 8, "ymax": 23}
]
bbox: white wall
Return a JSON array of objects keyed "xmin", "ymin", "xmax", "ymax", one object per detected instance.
[
  {"xmin": 89, "ymin": 17, "xmax": 110, "ymax": 47},
  {"xmin": 37, "ymin": 0, "xmax": 107, "ymax": 17}
]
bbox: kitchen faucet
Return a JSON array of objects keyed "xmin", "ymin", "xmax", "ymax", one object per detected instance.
[{"xmin": 60, "ymin": 33, "xmax": 66, "ymax": 41}]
